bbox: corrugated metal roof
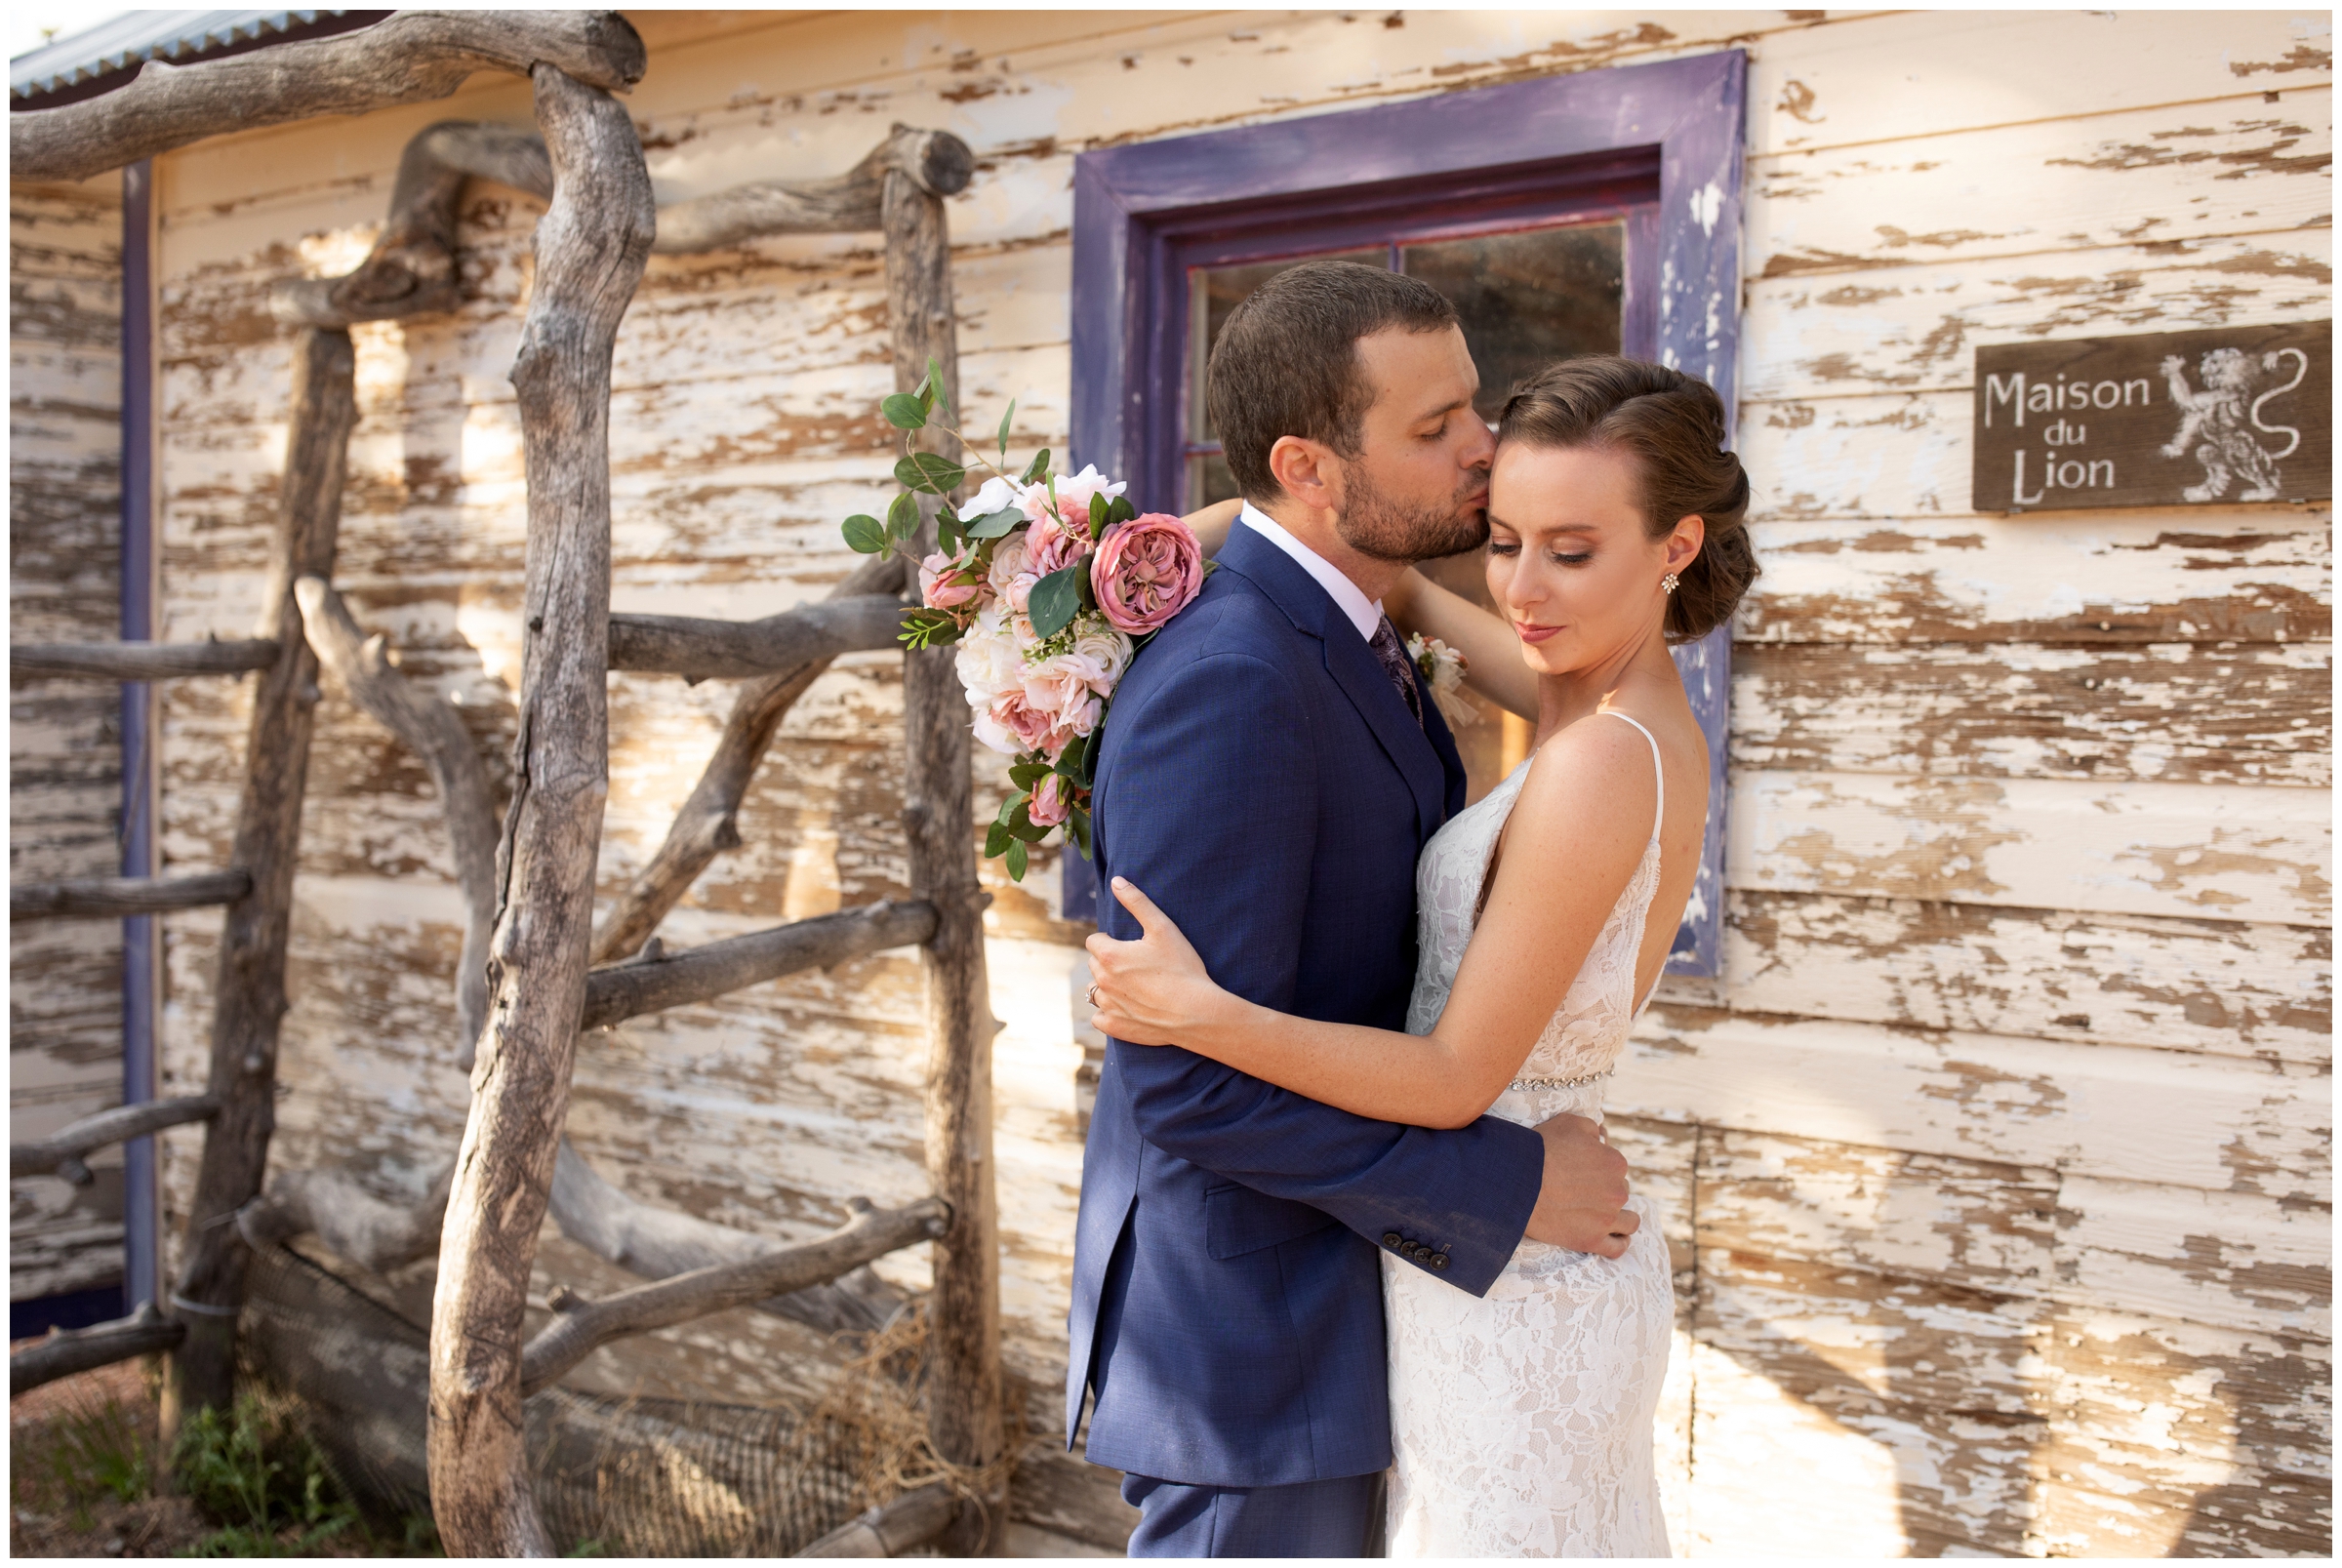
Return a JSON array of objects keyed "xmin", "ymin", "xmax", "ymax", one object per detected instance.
[{"xmin": 10, "ymin": 10, "xmax": 356, "ymax": 101}]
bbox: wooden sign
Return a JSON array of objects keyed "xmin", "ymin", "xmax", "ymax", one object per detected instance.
[{"xmin": 1973, "ymin": 321, "xmax": 2329, "ymax": 512}]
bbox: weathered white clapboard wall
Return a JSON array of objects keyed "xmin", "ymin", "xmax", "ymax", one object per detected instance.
[
  {"xmin": 144, "ymin": 8, "xmax": 2329, "ymax": 1555},
  {"xmin": 9, "ymin": 177, "xmax": 129, "ymax": 1306}
]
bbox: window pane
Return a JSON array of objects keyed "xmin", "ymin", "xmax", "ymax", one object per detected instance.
[
  {"xmin": 1189, "ymin": 247, "xmax": 1387, "ymax": 443},
  {"xmin": 1403, "ymin": 223, "xmax": 1623, "ymax": 421}
]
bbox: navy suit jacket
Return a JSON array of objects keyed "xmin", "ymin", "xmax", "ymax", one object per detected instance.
[{"xmin": 1066, "ymin": 521, "xmax": 1546, "ymax": 1488}]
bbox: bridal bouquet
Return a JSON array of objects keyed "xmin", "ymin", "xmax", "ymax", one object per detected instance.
[{"xmin": 841, "ymin": 363, "xmax": 1207, "ymax": 880}]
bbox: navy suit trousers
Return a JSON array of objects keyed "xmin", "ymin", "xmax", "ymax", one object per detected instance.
[{"xmin": 1122, "ymin": 1470, "xmax": 1384, "ymax": 1558}]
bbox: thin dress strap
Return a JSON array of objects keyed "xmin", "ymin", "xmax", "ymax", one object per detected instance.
[
  {"xmin": 1600, "ymin": 709, "xmax": 1670, "ymax": 1019},
  {"xmin": 1599, "ymin": 710, "xmax": 1665, "ymax": 839}
]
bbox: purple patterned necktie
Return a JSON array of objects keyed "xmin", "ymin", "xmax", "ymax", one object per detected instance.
[{"xmin": 1368, "ymin": 615, "xmax": 1425, "ymax": 729}]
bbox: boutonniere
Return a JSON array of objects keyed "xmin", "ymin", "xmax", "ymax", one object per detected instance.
[{"xmin": 1405, "ymin": 633, "xmax": 1477, "ymax": 730}]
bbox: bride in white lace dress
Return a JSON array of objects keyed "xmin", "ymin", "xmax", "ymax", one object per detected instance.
[{"xmin": 1088, "ymin": 357, "xmax": 1756, "ymax": 1557}]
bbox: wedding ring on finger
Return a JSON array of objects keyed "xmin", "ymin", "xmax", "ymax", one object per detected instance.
[{"xmin": 1086, "ymin": 984, "xmax": 1102, "ymax": 1008}]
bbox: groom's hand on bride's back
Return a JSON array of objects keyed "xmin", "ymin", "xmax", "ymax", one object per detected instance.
[{"xmin": 1523, "ymin": 1113, "xmax": 1637, "ymax": 1258}]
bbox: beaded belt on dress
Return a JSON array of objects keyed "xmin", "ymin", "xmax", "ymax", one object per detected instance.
[{"xmin": 1509, "ymin": 1068, "xmax": 1613, "ymax": 1091}]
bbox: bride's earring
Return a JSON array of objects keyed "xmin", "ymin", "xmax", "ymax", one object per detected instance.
[{"xmin": 1661, "ymin": 572, "xmax": 1679, "ymax": 594}]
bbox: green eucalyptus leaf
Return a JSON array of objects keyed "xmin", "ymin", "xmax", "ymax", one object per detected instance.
[
  {"xmin": 1106, "ymin": 495, "xmax": 1137, "ymax": 527},
  {"xmin": 1004, "ymin": 838, "xmax": 1029, "ymax": 881},
  {"xmin": 964, "ymin": 506, "xmax": 1023, "ymax": 541},
  {"xmin": 841, "ymin": 514, "xmax": 886, "ymax": 554},
  {"xmin": 937, "ymin": 510, "xmax": 962, "ymax": 556},
  {"xmin": 1088, "ymin": 492, "xmax": 1110, "ymax": 540},
  {"xmin": 880, "ymin": 392, "xmax": 927, "ymax": 430},
  {"xmin": 1008, "ymin": 761, "xmax": 1051, "ymax": 788},
  {"xmin": 1020, "ymin": 448, "xmax": 1051, "ymax": 484},
  {"xmin": 985, "ymin": 821, "xmax": 1013, "ymax": 859},
  {"xmin": 1068, "ymin": 806, "xmax": 1092, "ymax": 859},
  {"xmin": 926, "ymin": 358, "xmax": 950, "ymax": 415},
  {"xmin": 894, "ymin": 451, "xmax": 966, "ymax": 496},
  {"xmin": 1028, "ymin": 564, "xmax": 1084, "ymax": 640},
  {"xmin": 886, "ymin": 491, "xmax": 922, "ymax": 544},
  {"xmin": 997, "ymin": 399, "xmax": 1016, "ymax": 459}
]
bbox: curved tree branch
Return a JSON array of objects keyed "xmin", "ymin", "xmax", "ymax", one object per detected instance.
[
  {"xmin": 10, "ymin": 11, "xmax": 645, "ymax": 182},
  {"xmin": 274, "ymin": 122, "xmax": 553, "ymax": 329},
  {"xmin": 11, "ymin": 1095, "xmax": 221, "ymax": 1185},
  {"xmin": 652, "ymin": 126, "xmax": 973, "ymax": 254},
  {"xmin": 608, "ymin": 594, "xmax": 908, "ymax": 681},
  {"xmin": 518, "ymin": 1196, "xmax": 950, "ymax": 1397},
  {"xmin": 238, "ymin": 1156, "xmax": 457, "ymax": 1275},
  {"xmin": 10, "ymin": 639, "xmax": 278, "ymax": 681},
  {"xmin": 581, "ymin": 900, "xmax": 938, "ymax": 1030},
  {"xmin": 11, "ymin": 871, "xmax": 251, "ymax": 922},
  {"xmin": 296, "ymin": 578, "xmax": 501, "ymax": 1054},
  {"xmin": 591, "ymin": 551, "xmax": 906, "ymax": 965},
  {"xmin": 11, "ymin": 1303, "xmax": 185, "ymax": 1397}
]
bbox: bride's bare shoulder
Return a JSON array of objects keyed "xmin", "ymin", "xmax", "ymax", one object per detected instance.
[{"xmin": 1504, "ymin": 713, "xmax": 1662, "ymax": 864}]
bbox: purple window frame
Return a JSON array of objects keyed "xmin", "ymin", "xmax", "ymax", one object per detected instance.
[{"xmin": 1066, "ymin": 51, "xmax": 1746, "ymax": 977}]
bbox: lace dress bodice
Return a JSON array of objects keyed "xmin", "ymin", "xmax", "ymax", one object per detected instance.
[{"xmin": 1384, "ymin": 710, "xmax": 1676, "ymax": 1558}]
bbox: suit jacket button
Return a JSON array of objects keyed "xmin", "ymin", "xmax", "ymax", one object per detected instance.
[
  {"xmin": 1382, "ymin": 1232, "xmax": 1402, "ymax": 1249},
  {"xmin": 1432, "ymin": 1253, "xmax": 1450, "ymax": 1269}
]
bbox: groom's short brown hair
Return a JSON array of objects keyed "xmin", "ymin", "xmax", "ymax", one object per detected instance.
[{"xmin": 1207, "ymin": 261, "xmax": 1459, "ymax": 502}]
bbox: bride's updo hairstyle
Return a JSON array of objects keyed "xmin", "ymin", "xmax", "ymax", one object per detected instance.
[{"xmin": 1497, "ymin": 356, "xmax": 1757, "ymax": 643}]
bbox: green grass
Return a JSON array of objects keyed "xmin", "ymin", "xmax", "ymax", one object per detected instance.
[
  {"xmin": 169, "ymin": 1391, "xmax": 361, "ymax": 1556},
  {"xmin": 14, "ymin": 1393, "xmax": 150, "ymax": 1531}
]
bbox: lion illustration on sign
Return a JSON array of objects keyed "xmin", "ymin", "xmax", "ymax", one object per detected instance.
[{"xmin": 2159, "ymin": 345, "xmax": 2309, "ymax": 503}]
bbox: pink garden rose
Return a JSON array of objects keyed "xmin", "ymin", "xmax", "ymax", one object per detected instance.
[
  {"xmin": 1029, "ymin": 773, "xmax": 1070, "ymax": 827},
  {"xmin": 984, "ymin": 689, "xmax": 1079, "ymax": 761},
  {"xmin": 919, "ymin": 549, "xmax": 983, "ymax": 610},
  {"xmin": 1091, "ymin": 513, "xmax": 1205, "ymax": 635},
  {"xmin": 1024, "ymin": 509, "xmax": 1092, "ymax": 579}
]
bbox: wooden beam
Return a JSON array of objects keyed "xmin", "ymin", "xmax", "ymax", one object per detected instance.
[
  {"xmin": 296, "ymin": 579, "xmax": 501, "ymax": 1055},
  {"xmin": 589, "ymin": 551, "xmax": 906, "ymax": 965},
  {"xmin": 163, "ymin": 326, "xmax": 356, "ymax": 1430},
  {"xmin": 884, "ymin": 162, "xmax": 1005, "ymax": 1552},
  {"xmin": 9, "ymin": 11, "xmax": 645, "ymax": 182},
  {"xmin": 653, "ymin": 126, "xmax": 973, "ymax": 253},
  {"xmin": 547, "ymin": 1141, "xmax": 910, "ymax": 1337},
  {"xmin": 582, "ymin": 901, "xmax": 937, "ymax": 1030},
  {"xmin": 607, "ymin": 594, "xmax": 908, "ymax": 680},
  {"xmin": 11, "ymin": 1095, "xmax": 221, "ymax": 1184},
  {"xmin": 274, "ymin": 121, "xmax": 553, "ymax": 329},
  {"xmin": 517, "ymin": 1197, "xmax": 950, "ymax": 1397},
  {"xmin": 795, "ymin": 1483, "xmax": 958, "ymax": 1558},
  {"xmin": 9, "ymin": 640, "xmax": 278, "ymax": 681},
  {"xmin": 11, "ymin": 871, "xmax": 251, "ymax": 922},
  {"xmin": 11, "ymin": 1303, "xmax": 185, "ymax": 1397},
  {"xmin": 425, "ymin": 63, "xmax": 653, "ymax": 1558}
]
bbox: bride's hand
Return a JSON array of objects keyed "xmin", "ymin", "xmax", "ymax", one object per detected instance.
[{"xmin": 1084, "ymin": 877, "xmax": 1226, "ymax": 1046}]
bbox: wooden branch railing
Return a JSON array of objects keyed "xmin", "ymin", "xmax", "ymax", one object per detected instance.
[
  {"xmin": 582, "ymin": 900, "xmax": 937, "ymax": 1029},
  {"xmin": 517, "ymin": 1197, "xmax": 949, "ymax": 1397},
  {"xmin": 590, "ymin": 550, "xmax": 906, "ymax": 963},
  {"xmin": 237, "ymin": 1157, "xmax": 457, "ymax": 1274},
  {"xmin": 11, "ymin": 1303, "xmax": 185, "ymax": 1397},
  {"xmin": 797, "ymin": 1483, "xmax": 958, "ymax": 1558},
  {"xmin": 276, "ymin": 122, "xmax": 552, "ymax": 329},
  {"xmin": 426, "ymin": 62, "xmax": 654, "ymax": 1556},
  {"xmin": 653, "ymin": 125, "xmax": 973, "ymax": 253},
  {"xmin": 10, "ymin": 639, "xmax": 278, "ymax": 680},
  {"xmin": 11, "ymin": 871, "xmax": 251, "ymax": 922},
  {"xmin": 9, "ymin": 11, "xmax": 645, "ymax": 181},
  {"xmin": 165, "ymin": 324, "xmax": 356, "ymax": 1429},
  {"xmin": 607, "ymin": 595, "xmax": 909, "ymax": 681},
  {"xmin": 12, "ymin": 1095, "xmax": 220, "ymax": 1185},
  {"xmin": 885, "ymin": 140, "xmax": 1007, "ymax": 1554},
  {"xmin": 296, "ymin": 579, "xmax": 501, "ymax": 1054},
  {"xmin": 548, "ymin": 1141, "xmax": 909, "ymax": 1336}
]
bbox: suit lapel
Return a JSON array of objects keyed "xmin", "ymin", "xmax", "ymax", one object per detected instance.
[{"xmin": 1217, "ymin": 524, "xmax": 1448, "ymax": 843}]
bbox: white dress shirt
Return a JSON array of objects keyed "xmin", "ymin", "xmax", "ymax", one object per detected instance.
[{"xmin": 1239, "ymin": 503, "xmax": 1382, "ymax": 641}]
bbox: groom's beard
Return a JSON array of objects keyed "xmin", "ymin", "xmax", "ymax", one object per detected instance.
[{"xmin": 1334, "ymin": 462, "xmax": 1490, "ymax": 564}]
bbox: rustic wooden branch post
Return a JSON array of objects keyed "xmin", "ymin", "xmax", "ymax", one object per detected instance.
[
  {"xmin": 424, "ymin": 63, "xmax": 653, "ymax": 1556},
  {"xmin": 161, "ymin": 326, "xmax": 356, "ymax": 1431},
  {"xmin": 883, "ymin": 152, "xmax": 1006, "ymax": 1548}
]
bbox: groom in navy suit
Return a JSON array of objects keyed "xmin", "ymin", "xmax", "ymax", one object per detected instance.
[{"xmin": 1069, "ymin": 262, "xmax": 1637, "ymax": 1555}]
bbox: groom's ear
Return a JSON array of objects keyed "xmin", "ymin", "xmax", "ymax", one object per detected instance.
[{"xmin": 1268, "ymin": 434, "xmax": 1339, "ymax": 511}]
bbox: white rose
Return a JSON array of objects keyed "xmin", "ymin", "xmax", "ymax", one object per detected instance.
[
  {"xmin": 956, "ymin": 474, "xmax": 1021, "ymax": 523},
  {"xmin": 1049, "ymin": 463, "xmax": 1128, "ymax": 520},
  {"xmin": 954, "ymin": 611, "xmax": 1023, "ymax": 704},
  {"xmin": 1070, "ymin": 620, "xmax": 1135, "ymax": 687}
]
